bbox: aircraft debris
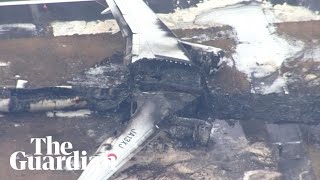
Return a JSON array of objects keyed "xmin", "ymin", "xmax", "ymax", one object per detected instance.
[{"xmin": 16, "ymin": 80, "xmax": 28, "ymax": 89}]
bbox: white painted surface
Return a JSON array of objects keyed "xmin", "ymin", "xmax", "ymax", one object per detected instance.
[
  {"xmin": 106, "ymin": 0, "xmax": 191, "ymax": 62},
  {"xmin": 46, "ymin": 109, "xmax": 92, "ymax": 118},
  {"xmin": 0, "ymin": 99, "xmax": 10, "ymax": 112},
  {"xmin": 55, "ymin": 85, "xmax": 73, "ymax": 89},
  {"xmin": 79, "ymin": 99, "xmax": 159, "ymax": 180},
  {"xmin": 16, "ymin": 80, "xmax": 28, "ymax": 88},
  {"xmin": 180, "ymin": 40, "xmax": 223, "ymax": 55}
]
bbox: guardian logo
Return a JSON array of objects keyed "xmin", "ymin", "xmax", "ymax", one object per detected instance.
[
  {"xmin": 10, "ymin": 136, "xmax": 119, "ymax": 171},
  {"xmin": 10, "ymin": 136, "xmax": 90, "ymax": 170}
]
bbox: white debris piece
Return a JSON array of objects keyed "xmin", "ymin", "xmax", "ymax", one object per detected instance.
[
  {"xmin": 305, "ymin": 74, "xmax": 317, "ymax": 81},
  {"xmin": 85, "ymin": 66, "xmax": 105, "ymax": 75},
  {"xmin": 0, "ymin": 99, "xmax": 10, "ymax": 113},
  {"xmin": 243, "ymin": 170, "xmax": 282, "ymax": 180},
  {"xmin": 46, "ymin": 109, "xmax": 92, "ymax": 118},
  {"xmin": 55, "ymin": 85, "xmax": 73, "ymax": 89},
  {"xmin": 0, "ymin": 62, "xmax": 10, "ymax": 67},
  {"xmin": 253, "ymin": 77, "xmax": 287, "ymax": 94},
  {"xmin": 16, "ymin": 80, "xmax": 28, "ymax": 89},
  {"xmin": 0, "ymin": 24, "xmax": 36, "ymax": 33},
  {"xmin": 87, "ymin": 129, "xmax": 96, "ymax": 137},
  {"xmin": 51, "ymin": 20, "xmax": 119, "ymax": 36},
  {"xmin": 14, "ymin": 124, "xmax": 21, "ymax": 127}
]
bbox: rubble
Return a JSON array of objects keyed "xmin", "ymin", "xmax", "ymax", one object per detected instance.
[{"xmin": 243, "ymin": 170, "xmax": 282, "ymax": 180}]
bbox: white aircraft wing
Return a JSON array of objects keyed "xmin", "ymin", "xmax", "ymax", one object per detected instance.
[
  {"xmin": 0, "ymin": 0, "xmax": 191, "ymax": 64},
  {"xmin": 106, "ymin": 0, "xmax": 191, "ymax": 64}
]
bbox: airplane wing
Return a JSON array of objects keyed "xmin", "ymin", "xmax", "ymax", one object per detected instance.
[
  {"xmin": 106, "ymin": 0, "xmax": 191, "ymax": 64},
  {"xmin": 0, "ymin": 0, "xmax": 192, "ymax": 64}
]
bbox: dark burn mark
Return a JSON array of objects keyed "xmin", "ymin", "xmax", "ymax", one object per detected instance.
[
  {"xmin": 0, "ymin": 86, "xmax": 132, "ymax": 113},
  {"xmin": 129, "ymin": 59, "xmax": 203, "ymax": 94},
  {"xmin": 103, "ymin": 144, "xmax": 113, "ymax": 150},
  {"xmin": 2, "ymin": 87, "xmax": 77, "ymax": 113}
]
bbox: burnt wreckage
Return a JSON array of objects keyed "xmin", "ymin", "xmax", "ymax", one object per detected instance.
[
  {"xmin": 2, "ymin": 0, "xmax": 320, "ymax": 179},
  {"xmin": 0, "ymin": 0, "xmax": 224, "ymax": 178}
]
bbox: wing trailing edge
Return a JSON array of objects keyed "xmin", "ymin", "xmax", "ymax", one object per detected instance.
[{"xmin": 105, "ymin": 0, "xmax": 191, "ymax": 64}]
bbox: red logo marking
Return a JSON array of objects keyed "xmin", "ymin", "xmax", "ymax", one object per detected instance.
[{"xmin": 107, "ymin": 153, "xmax": 117, "ymax": 161}]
